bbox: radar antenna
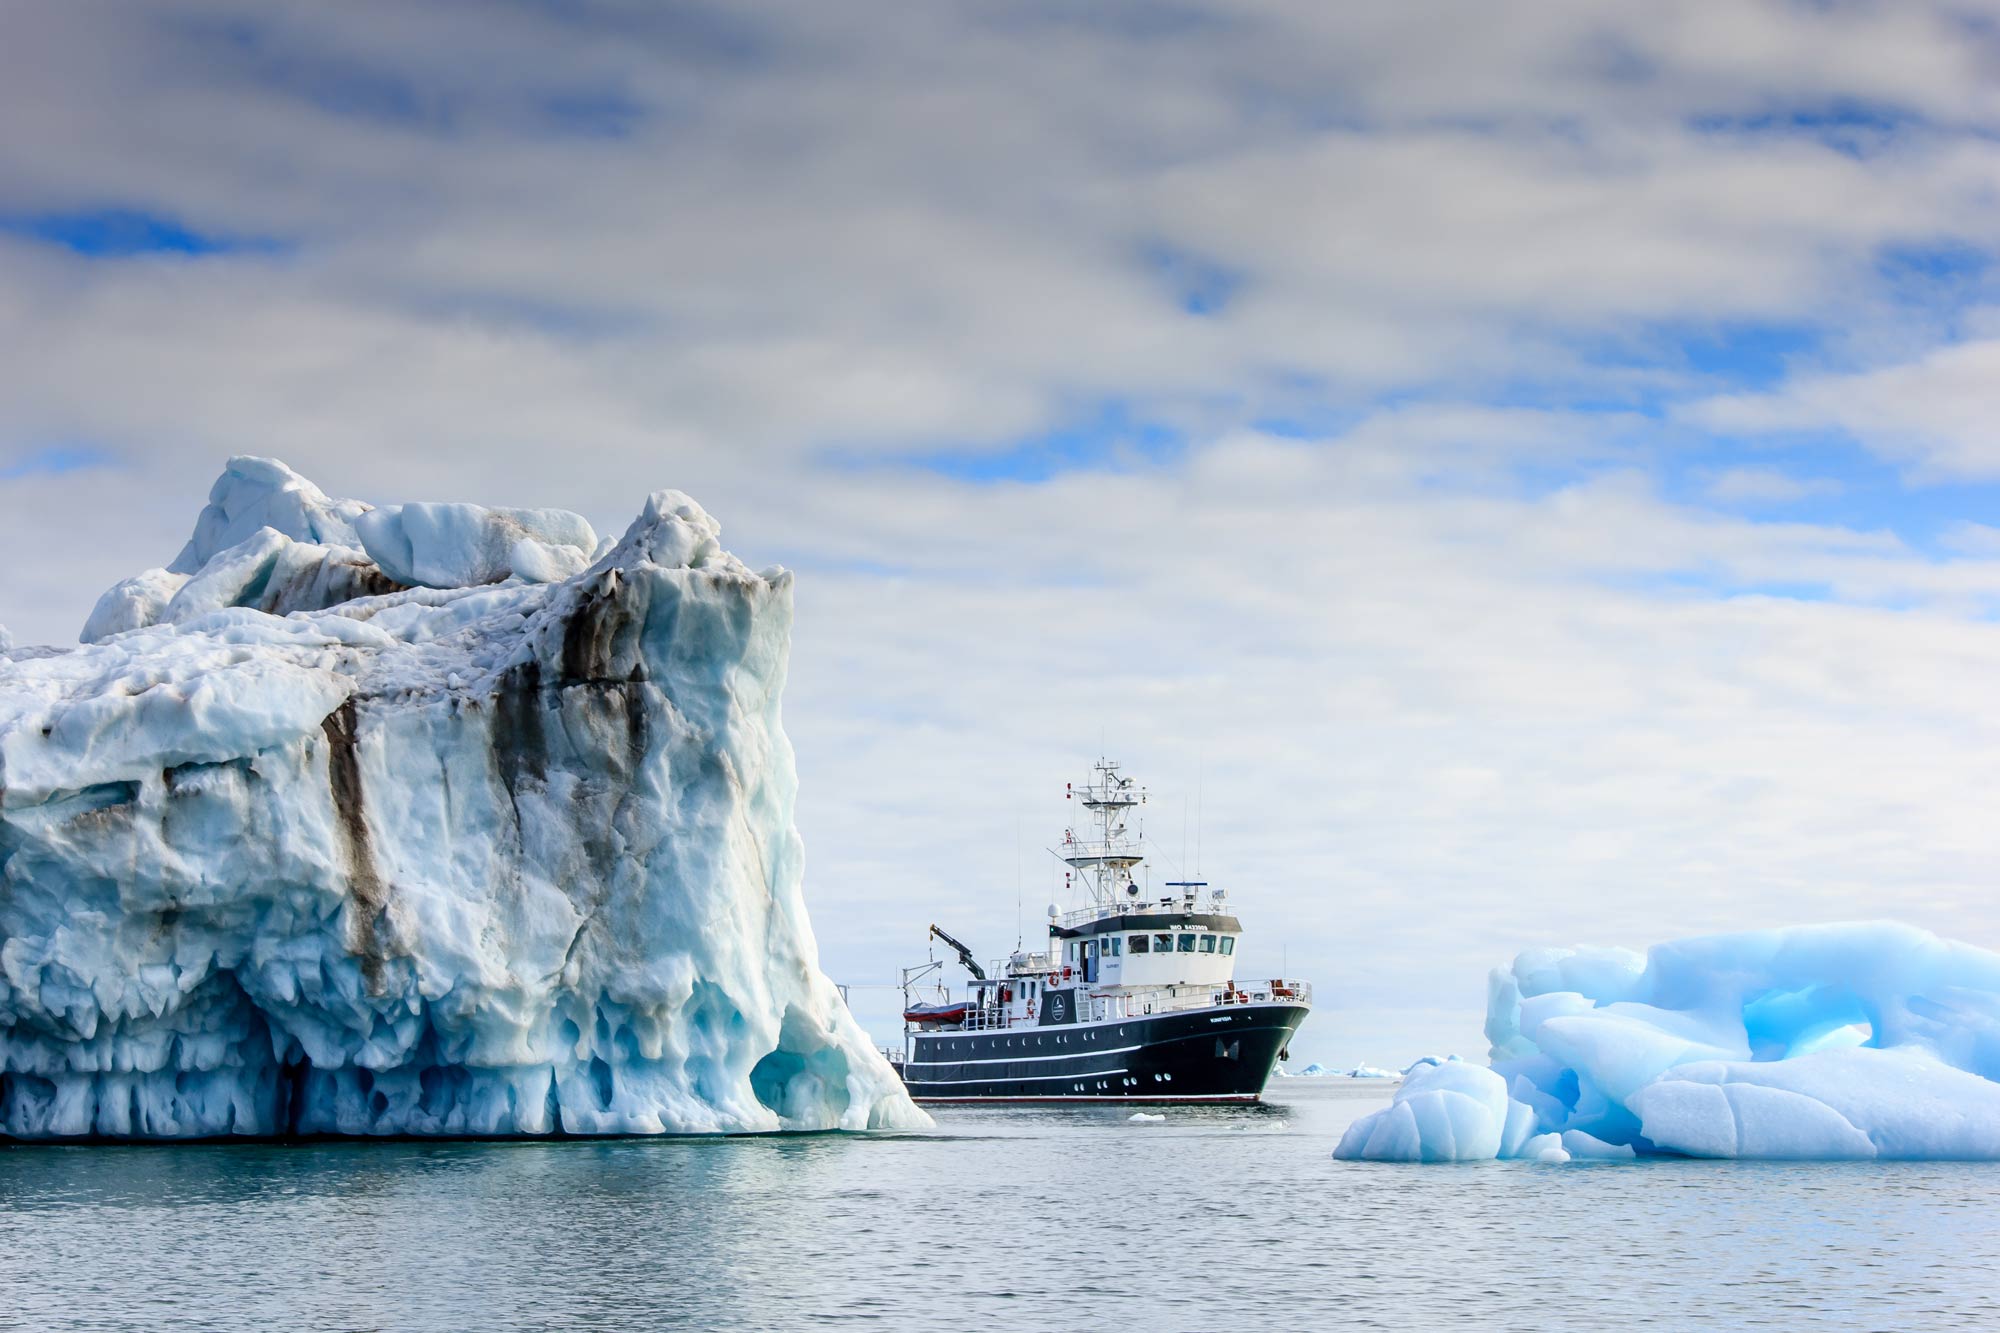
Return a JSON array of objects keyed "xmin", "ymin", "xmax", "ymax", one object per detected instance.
[{"xmin": 1058, "ymin": 758, "xmax": 1146, "ymax": 906}]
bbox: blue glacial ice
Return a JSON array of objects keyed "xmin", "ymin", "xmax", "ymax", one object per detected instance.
[
  {"xmin": 1335, "ymin": 922, "xmax": 2000, "ymax": 1162},
  {"xmin": 0, "ymin": 458, "xmax": 928, "ymax": 1140}
]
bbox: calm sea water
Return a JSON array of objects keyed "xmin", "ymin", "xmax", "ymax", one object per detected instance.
[{"xmin": 1, "ymin": 1081, "xmax": 1995, "ymax": 1331}]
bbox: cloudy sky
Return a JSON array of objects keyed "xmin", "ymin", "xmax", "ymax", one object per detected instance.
[{"xmin": 6, "ymin": 0, "xmax": 2000, "ymax": 1064}]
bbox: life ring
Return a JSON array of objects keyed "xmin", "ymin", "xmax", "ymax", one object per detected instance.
[{"xmin": 1026, "ymin": 999, "xmax": 1037, "ymax": 1018}]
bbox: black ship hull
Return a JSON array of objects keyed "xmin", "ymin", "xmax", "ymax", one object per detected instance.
[{"xmin": 899, "ymin": 1001, "xmax": 1307, "ymax": 1103}]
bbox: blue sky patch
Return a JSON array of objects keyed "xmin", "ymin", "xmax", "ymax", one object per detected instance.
[
  {"xmin": 1570, "ymin": 320, "xmax": 1822, "ymax": 398},
  {"xmin": 1688, "ymin": 101, "xmax": 1919, "ymax": 158},
  {"xmin": 0, "ymin": 446, "xmax": 116, "ymax": 481},
  {"xmin": 1658, "ymin": 429, "xmax": 2000, "ymax": 555},
  {"xmin": 1140, "ymin": 241, "xmax": 1245, "ymax": 317},
  {"xmin": 0, "ymin": 208, "xmax": 282, "ymax": 259},
  {"xmin": 1672, "ymin": 321, "xmax": 1820, "ymax": 389}
]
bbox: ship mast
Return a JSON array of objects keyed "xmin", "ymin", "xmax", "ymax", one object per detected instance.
[{"xmin": 1062, "ymin": 758, "xmax": 1146, "ymax": 906}]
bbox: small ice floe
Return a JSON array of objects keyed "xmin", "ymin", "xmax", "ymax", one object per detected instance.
[
  {"xmin": 1129, "ymin": 1112, "xmax": 1167, "ymax": 1123},
  {"xmin": 1334, "ymin": 922, "xmax": 2000, "ymax": 1163}
]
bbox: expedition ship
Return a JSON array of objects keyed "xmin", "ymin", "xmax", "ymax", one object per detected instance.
[{"xmin": 894, "ymin": 760, "xmax": 1311, "ymax": 1103}]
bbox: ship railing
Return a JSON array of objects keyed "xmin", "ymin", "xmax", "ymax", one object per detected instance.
[
  {"xmin": 1211, "ymin": 979, "xmax": 1313, "ymax": 1007},
  {"xmin": 1056, "ymin": 840, "xmax": 1142, "ymax": 865},
  {"xmin": 1056, "ymin": 896, "xmax": 1208, "ymax": 930},
  {"xmin": 1084, "ymin": 987, "xmax": 1215, "ymax": 1021},
  {"xmin": 959, "ymin": 1006, "xmax": 1012, "ymax": 1032}
]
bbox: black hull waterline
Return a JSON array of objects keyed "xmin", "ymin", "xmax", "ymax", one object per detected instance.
[{"xmin": 899, "ymin": 1002, "xmax": 1308, "ymax": 1103}]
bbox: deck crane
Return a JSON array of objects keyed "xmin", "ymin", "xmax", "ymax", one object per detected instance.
[{"xmin": 927, "ymin": 924, "xmax": 986, "ymax": 980}]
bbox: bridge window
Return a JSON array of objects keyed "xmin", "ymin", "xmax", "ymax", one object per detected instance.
[
  {"xmin": 1220, "ymin": 937, "xmax": 1236, "ymax": 956},
  {"xmin": 1154, "ymin": 934, "xmax": 1173, "ymax": 953},
  {"xmin": 1128, "ymin": 935, "xmax": 1149, "ymax": 953},
  {"xmin": 1199, "ymin": 935, "xmax": 1217, "ymax": 954},
  {"xmin": 1106, "ymin": 936, "xmax": 1121, "ymax": 956},
  {"xmin": 1176, "ymin": 934, "xmax": 1196, "ymax": 953}
]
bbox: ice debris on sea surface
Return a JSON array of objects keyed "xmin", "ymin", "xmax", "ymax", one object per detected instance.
[
  {"xmin": 1129, "ymin": 1112, "xmax": 1166, "ymax": 1122},
  {"xmin": 0, "ymin": 456, "xmax": 928, "ymax": 1140},
  {"xmin": 1335, "ymin": 923, "xmax": 2000, "ymax": 1162},
  {"xmin": 1294, "ymin": 1062, "xmax": 1401, "ymax": 1079}
]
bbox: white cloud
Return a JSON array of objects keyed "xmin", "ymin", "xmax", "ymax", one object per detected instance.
[
  {"xmin": 1692, "ymin": 336, "xmax": 2000, "ymax": 479},
  {"xmin": 1941, "ymin": 521, "xmax": 2000, "ymax": 557},
  {"xmin": 8, "ymin": 1, "xmax": 2000, "ymax": 1062},
  {"xmin": 1703, "ymin": 466, "xmax": 1843, "ymax": 504}
]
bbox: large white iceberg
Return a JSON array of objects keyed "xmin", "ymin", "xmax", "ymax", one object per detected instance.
[
  {"xmin": 1336, "ymin": 922, "xmax": 2000, "ymax": 1162},
  {"xmin": 0, "ymin": 457, "xmax": 926, "ymax": 1140}
]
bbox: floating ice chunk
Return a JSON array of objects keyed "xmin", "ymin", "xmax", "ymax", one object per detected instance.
[
  {"xmin": 1129, "ymin": 1112, "xmax": 1166, "ymax": 1122},
  {"xmin": 1346, "ymin": 1065, "xmax": 1399, "ymax": 1079},
  {"xmin": 0, "ymin": 458, "xmax": 923, "ymax": 1140},
  {"xmin": 1521, "ymin": 1132, "xmax": 1570, "ymax": 1164},
  {"xmin": 1632, "ymin": 1047, "xmax": 2000, "ymax": 1160},
  {"xmin": 1336, "ymin": 922, "xmax": 2000, "ymax": 1164},
  {"xmin": 1560, "ymin": 1129, "xmax": 1635, "ymax": 1160},
  {"xmin": 1334, "ymin": 1062, "xmax": 1511, "ymax": 1162},
  {"xmin": 1631, "ymin": 1070, "xmax": 1875, "ymax": 1159},
  {"xmin": 353, "ymin": 503, "xmax": 598, "ymax": 589}
]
